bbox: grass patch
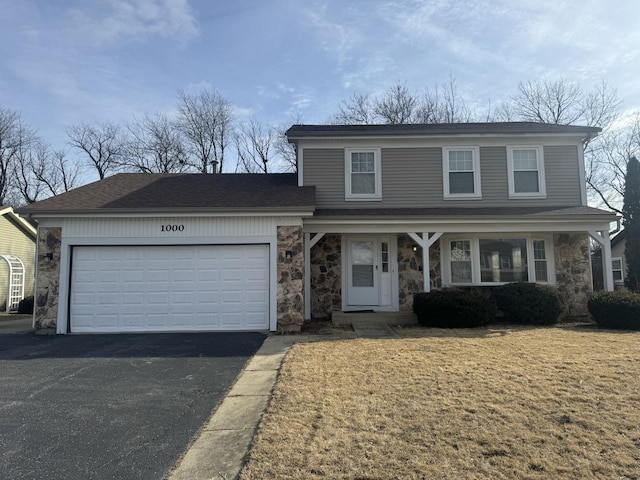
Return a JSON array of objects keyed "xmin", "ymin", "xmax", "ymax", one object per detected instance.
[{"xmin": 240, "ymin": 327, "xmax": 640, "ymax": 479}]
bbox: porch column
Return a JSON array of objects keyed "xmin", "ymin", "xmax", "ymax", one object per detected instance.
[
  {"xmin": 304, "ymin": 233, "xmax": 325, "ymax": 320},
  {"xmin": 589, "ymin": 230, "xmax": 614, "ymax": 292},
  {"xmin": 407, "ymin": 232, "xmax": 443, "ymax": 293}
]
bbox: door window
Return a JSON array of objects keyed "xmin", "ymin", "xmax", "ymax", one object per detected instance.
[{"xmin": 351, "ymin": 241, "xmax": 374, "ymax": 287}]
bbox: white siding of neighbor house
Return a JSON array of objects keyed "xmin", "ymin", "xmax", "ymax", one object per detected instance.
[
  {"xmin": 302, "ymin": 143, "xmax": 583, "ymax": 209},
  {"xmin": 0, "ymin": 214, "xmax": 35, "ymax": 309}
]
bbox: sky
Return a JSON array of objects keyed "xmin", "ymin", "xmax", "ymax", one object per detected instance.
[{"xmin": 1, "ymin": 0, "xmax": 640, "ymax": 163}]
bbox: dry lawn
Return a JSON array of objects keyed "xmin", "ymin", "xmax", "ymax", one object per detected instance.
[{"xmin": 240, "ymin": 327, "xmax": 640, "ymax": 479}]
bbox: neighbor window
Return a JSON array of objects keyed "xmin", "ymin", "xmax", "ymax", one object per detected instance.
[
  {"xmin": 345, "ymin": 148, "xmax": 382, "ymax": 200},
  {"xmin": 507, "ymin": 146, "xmax": 546, "ymax": 198},
  {"xmin": 612, "ymin": 257, "xmax": 623, "ymax": 282},
  {"xmin": 445, "ymin": 235, "xmax": 554, "ymax": 285},
  {"xmin": 443, "ymin": 147, "xmax": 481, "ymax": 199}
]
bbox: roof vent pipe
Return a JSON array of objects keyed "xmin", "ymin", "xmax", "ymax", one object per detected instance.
[{"xmin": 211, "ymin": 160, "xmax": 219, "ymax": 174}]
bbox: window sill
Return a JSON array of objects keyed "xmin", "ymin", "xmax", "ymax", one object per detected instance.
[
  {"xmin": 344, "ymin": 197, "xmax": 383, "ymax": 202},
  {"xmin": 508, "ymin": 193, "xmax": 547, "ymax": 199},
  {"xmin": 443, "ymin": 195, "xmax": 483, "ymax": 201},
  {"xmin": 445, "ymin": 281, "xmax": 555, "ymax": 287}
]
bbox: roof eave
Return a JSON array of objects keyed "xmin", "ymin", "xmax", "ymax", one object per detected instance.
[
  {"xmin": 305, "ymin": 213, "xmax": 618, "ymax": 223},
  {"xmin": 21, "ymin": 206, "xmax": 316, "ymax": 218},
  {"xmin": 286, "ymin": 131, "xmax": 599, "ymax": 142}
]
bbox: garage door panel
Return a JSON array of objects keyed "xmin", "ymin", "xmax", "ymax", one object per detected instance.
[{"xmin": 70, "ymin": 245, "xmax": 270, "ymax": 333}]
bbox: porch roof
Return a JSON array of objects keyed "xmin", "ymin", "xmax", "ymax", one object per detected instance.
[{"xmin": 312, "ymin": 206, "xmax": 617, "ymax": 221}]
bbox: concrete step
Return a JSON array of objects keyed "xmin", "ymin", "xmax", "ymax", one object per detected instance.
[{"xmin": 332, "ymin": 311, "xmax": 418, "ymax": 327}]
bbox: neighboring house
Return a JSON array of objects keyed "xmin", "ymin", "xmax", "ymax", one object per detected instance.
[
  {"xmin": 0, "ymin": 206, "xmax": 37, "ymax": 312},
  {"xmin": 592, "ymin": 230, "xmax": 626, "ymax": 290},
  {"xmin": 19, "ymin": 122, "xmax": 618, "ymax": 334}
]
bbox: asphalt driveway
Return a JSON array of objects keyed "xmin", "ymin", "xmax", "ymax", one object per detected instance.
[{"xmin": 0, "ymin": 332, "xmax": 266, "ymax": 480}]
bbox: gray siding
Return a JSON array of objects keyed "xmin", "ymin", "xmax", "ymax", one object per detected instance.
[
  {"xmin": 544, "ymin": 145, "xmax": 582, "ymax": 205},
  {"xmin": 302, "ymin": 149, "xmax": 344, "ymax": 207},
  {"xmin": 303, "ymin": 145, "xmax": 583, "ymax": 208},
  {"xmin": 0, "ymin": 214, "xmax": 36, "ymax": 310}
]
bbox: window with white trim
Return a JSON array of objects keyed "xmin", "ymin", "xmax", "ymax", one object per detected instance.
[
  {"xmin": 479, "ymin": 238, "xmax": 527, "ymax": 283},
  {"xmin": 450, "ymin": 240, "xmax": 472, "ymax": 283},
  {"xmin": 443, "ymin": 147, "xmax": 481, "ymax": 199},
  {"xmin": 345, "ymin": 148, "xmax": 382, "ymax": 200},
  {"xmin": 612, "ymin": 257, "xmax": 624, "ymax": 282},
  {"xmin": 507, "ymin": 146, "xmax": 546, "ymax": 198},
  {"xmin": 533, "ymin": 240, "xmax": 548, "ymax": 282},
  {"xmin": 445, "ymin": 235, "xmax": 554, "ymax": 285}
]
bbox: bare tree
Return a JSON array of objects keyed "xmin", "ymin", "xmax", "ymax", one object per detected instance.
[
  {"xmin": 274, "ymin": 126, "xmax": 297, "ymax": 173},
  {"xmin": 416, "ymin": 76, "xmax": 474, "ymax": 123},
  {"xmin": 176, "ymin": 88, "xmax": 233, "ymax": 173},
  {"xmin": 511, "ymin": 79, "xmax": 583, "ymax": 124},
  {"xmin": 374, "ymin": 84, "xmax": 417, "ymax": 124},
  {"xmin": 0, "ymin": 108, "xmax": 37, "ymax": 205},
  {"xmin": 13, "ymin": 141, "xmax": 81, "ymax": 204},
  {"xmin": 126, "ymin": 114, "xmax": 190, "ymax": 174},
  {"xmin": 331, "ymin": 78, "xmax": 473, "ymax": 125},
  {"xmin": 331, "ymin": 93, "xmax": 376, "ymax": 125},
  {"xmin": 582, "ymin": 81, "xmax": 621, "ymax": 132},
  {"xmin": 67, "ymin": 122, "xmax": 125, "ymax": 179},
  {"xmin": 235, "ymin": 119, "xmax": 278, "ymax": 173},
  {"xmin": 585, "ymin": 112, "xmax": 640, "ymax": 214},
  {"xmin": 32, "ymin": 149, "xmax": 81, "ymax": 198},
  {"xmin": 13, "ymin": 139, "xmax": 47, "ymax": 203}
]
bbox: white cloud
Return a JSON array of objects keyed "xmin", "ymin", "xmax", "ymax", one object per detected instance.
[
  {"xmin": 303, "ymin": 2, "xmax": 363, "ymax": 64},
  {"xmin": 69, "ymin": 0, "xmax": 199, "ymax": 46}
]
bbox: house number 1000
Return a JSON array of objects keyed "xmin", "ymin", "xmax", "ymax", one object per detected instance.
[{"xmin": 161, "ymin": 224, "xmax": 185, "ymax": 232}]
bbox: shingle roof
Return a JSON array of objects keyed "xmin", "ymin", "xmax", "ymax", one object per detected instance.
[
  {"xmin": 286, "ymin": 122, "xmax": 601, "ymax": 139},
  {"xmin": 313, "ymin": 206, "xmax": 617, "ymax": 220},
  {"xmin": 18, "ymin": 173, "xmax": 315, "ymax": 215}
]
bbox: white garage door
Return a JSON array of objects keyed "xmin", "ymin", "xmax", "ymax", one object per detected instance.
[{"xmin": 70, "ymin": 245, "xmax": 270, "ymax": 333}]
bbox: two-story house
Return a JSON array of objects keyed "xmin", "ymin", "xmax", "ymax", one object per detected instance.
[
  {"xmin": 19, "ymin": 122, "xmax": 617, "ymax": 334},
  {"xmin": 287, "ymin": 123, "xmax": 617, "ymax": 323}
]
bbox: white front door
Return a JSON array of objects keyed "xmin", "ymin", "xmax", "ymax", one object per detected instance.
[{"xmin": 345, "ymin": 236, "xmax": 396, "ymax": 309}]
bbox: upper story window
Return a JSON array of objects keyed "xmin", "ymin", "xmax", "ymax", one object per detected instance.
[
  {"xmin": 345, "ymin": 148, "xmax": 382, "ymax": 201},
  {"xmin": 443, "ymin": 147, "xmax": 481, "ymax": 199},
  {"xmin": 507, "ymin": 146, "xmax": 546, "ymax": 198}
]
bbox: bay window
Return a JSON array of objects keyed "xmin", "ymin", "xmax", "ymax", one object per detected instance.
[{"xmin": 445, "ymin": 235, "xmax": 554, "ymax": 285}]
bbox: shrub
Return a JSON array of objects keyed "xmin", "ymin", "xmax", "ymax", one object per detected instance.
[
  {"xmin": 17, "ymin": 296, "xmax": 34, "ymax": 314},
  {"xmin": 588, "ymin": 291, "xmax": 640, "ymax": 330},
  {"xmin": 413, "ymin": 289, "xmax": 497, "ymax": 328},
  {"xmin": 492, "ymin": 283, "xmax": 564, "ymax": 325}
]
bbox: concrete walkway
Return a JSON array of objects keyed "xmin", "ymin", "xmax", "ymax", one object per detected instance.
[
  {"xmin": 0, "ymin": 315, "xmax": 33, "ymax": 334},
  {"xmin": 167, "ymin": 336, "xmax": 298, "ymax": 480},
  {"xmin": 352, "ymin": 321, "xmax": 399, "ymax": 339},
  {"xmin": 168, "ymin": 324, "xmax": 395, "ymax": 480}
]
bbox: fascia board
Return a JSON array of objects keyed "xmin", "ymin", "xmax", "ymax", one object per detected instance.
[{"xmin": 25, "ymin": 209, "xmax": 315, "ymax": 219}]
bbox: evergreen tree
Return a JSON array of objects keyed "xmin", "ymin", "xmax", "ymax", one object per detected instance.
[{"xmin": 623, "ymin": 156, "xmax": 640, "ymax": 291}]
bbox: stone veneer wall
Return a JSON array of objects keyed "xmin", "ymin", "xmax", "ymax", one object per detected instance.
[
  {"xmin": 397, "ymin": 235, "xmax": 441, "ymax": 310},
  {"xmin": 34, "ymin": 227, "xmax": 62, "ymax": 333},
  {"xmin": 310, "ymin": 234, "xmax": 341, "ymax": 319},
  {"xmin": 277, "ymin": 226, "xmax": 304, "ymax": 332},
  {"xmin": 554, "ymin": 233, "xmax": 592, "ymax": 317}
]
